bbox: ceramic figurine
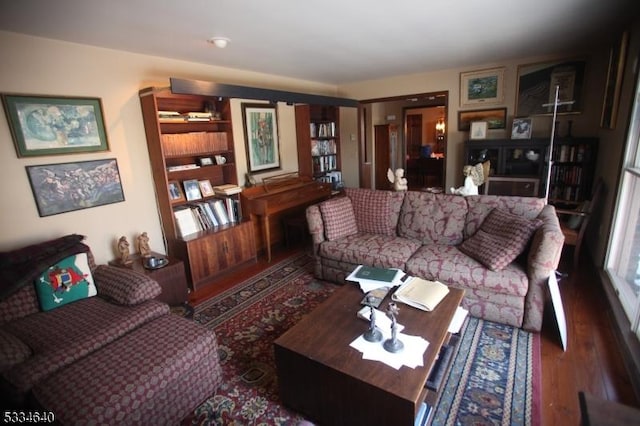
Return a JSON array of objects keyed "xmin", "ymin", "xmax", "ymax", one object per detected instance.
[
  {"xmin": 387, "ymin": 168, "xmax": 408, "ymax": 191},
  {"xmin": 117, "ymin": 236, "xmax": 132, "ymax": 265},
  {"xmin": 137, "ymin": 232, "xmax": 151, "ymax": 257}
]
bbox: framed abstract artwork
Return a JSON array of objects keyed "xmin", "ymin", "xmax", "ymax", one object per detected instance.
[
  {"xmin": 26, "ymin": 158, "xmax": 124, "ymax": 217},
  {"xmin": 458, "ymin": 107, "xmax": 507, "ymax": 131},
  {"xmin": 241, "ymin": 103, "xmax": 281, "ymax": 173},
  {"xmin": 2, "ymin": 94, "xmax": 109, "ymax": 157},
  {"xmin": 516, "ymin": 59, "xmax": 586, "ymax": 116}
]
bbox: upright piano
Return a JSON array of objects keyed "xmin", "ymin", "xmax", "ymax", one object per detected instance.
[{"xmin": 240, "ymin": 173, "xmax": 332, "ymax": 261}]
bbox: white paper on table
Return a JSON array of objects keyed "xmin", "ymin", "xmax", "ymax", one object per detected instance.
[
  {"xmin": 346, "ymin": 265, "xmax": 405, "ymax": 293},
  {"xmin": 350, "ymin": 332, "xmax": 429, "ymax": 370},
  {"xmin": 448, "ymin": 306, "xmax": 469, "ymax": 333}
]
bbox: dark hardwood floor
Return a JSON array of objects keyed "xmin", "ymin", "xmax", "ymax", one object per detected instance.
[{"xmin": 189, "ymin": 244, "xmax": 640, "ymax": 424}]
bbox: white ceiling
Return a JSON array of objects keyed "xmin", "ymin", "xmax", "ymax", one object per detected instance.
[{"xmin": 0, "ymin": 0, "xmax": 636, "ymax": 85}]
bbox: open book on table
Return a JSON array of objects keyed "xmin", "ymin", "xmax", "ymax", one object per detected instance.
[{"xmin": 391, "ymin": 277, "xmax": 450, "ymax": 312}]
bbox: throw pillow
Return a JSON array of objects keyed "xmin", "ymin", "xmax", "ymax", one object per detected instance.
[
  {"xmin": 459, "ymin": 208, "xmax": 543, "ymax": 271},
  {"xmin": 34, "ymin": 252, "xmax": 96, "ymax": 311},
  {"xmin": 319, "ymin": 196, "xmax": 358, "ymax": 241}
]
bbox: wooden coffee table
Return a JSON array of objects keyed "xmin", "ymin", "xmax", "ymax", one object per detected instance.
[{"xmin": 274, "ymin": 282, "xmax": 464, "ymax": 426}]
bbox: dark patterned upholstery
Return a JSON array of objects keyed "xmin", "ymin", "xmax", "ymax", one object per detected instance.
[
  {"xmin": 0, "ymin": 329, "xmax": 31, "ymax": 373},
  {"xmin": 93, "ymin": 264, "xmax": 161, "ymax": 305},
  {"xmin": 3, "ymin": 297, "xmax": 168, "ymax": 396},
  {"xmin": 33, "ymin": 315, "xmax": 222, "ymax": 425},
  {"xmin": 0, "ymin": 285, "xmax": 39, "ymax": 324},
  {"xmin": 306, "ymin": 190, "xmax": 564, "ymax": 331}
]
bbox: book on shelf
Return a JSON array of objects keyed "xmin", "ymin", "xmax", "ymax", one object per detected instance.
[
  {"xmin": 391, "ymin": 277, "xmax": 450, "ymax": 312},
  {"xmin": 210, "ymin": 199, "xmax": 230, "ymax": 225},
  {"xmin": 174, "ymin": 207, "xmax": 200, "ymax": 238},
  {"xmin": 212, "ymin": 184, "xmax": 243, "ymax": 195},
  {"xmin": 167, "ymin": 164, "xmax": 200, "ymax": 172}
]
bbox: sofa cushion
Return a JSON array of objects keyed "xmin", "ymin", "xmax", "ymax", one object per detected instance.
[
  {"xmin": 0, "ymin": 285, "xmax": 39, "ymax": 325},
  {"xmin": 464, "ymin": 195, "xmax": 545, "ymax": 239},
  {"xmin": 0, "ymin": 329, "xmax": 31, "ymax": 373},
  {"xmin": 398, "ymin": 192, "xmax": 468, "ymax": 245},
  {"xmin": 319, "ymin": 233, "xmax": 421, "ymax": 270},
  {"xmin": 93, "ymin": 264, "xmax": 161, "ymax": 305},
  {"xmin": 405, "ymin": 244, "xmax": 529, "ymax": 297},
  {"xmin": 345, "ymin": 188, "xmax": 404, "ymax": 236},
  {"xmin": 34, "ymin": 253, "xmax": 97, "ymax": 311},
  {"xmin": 459, "ymin": 208, "xmax": 543, "ymax": 271},
  {"xmin": 2, "ymin": 297, "xmax": 169, "ymax": 395},
  {"xmin": 319, "ymin": 196, "xmax": 358, "ymax": 241}
]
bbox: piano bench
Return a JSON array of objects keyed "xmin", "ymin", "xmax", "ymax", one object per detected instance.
[{"xmin": 283, "ymin": 215, "xmax": 310, "ymax": 247}]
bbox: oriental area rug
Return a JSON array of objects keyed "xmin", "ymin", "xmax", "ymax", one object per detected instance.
[{"xmin": 179, "ymin": 252, "xmax": 541, "ymax": 426}]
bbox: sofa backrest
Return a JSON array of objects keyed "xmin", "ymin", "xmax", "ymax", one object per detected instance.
[
  {"xmin": 464, "ymin": 195, "xmax": 546, "ymax": 239},
  {"xmin": 398, "ymin": 192, "xmax": 468, "ymax": 245},
  {"xmin": 344, "ymin": 188, "xmax": 405, "ymax": 236}
]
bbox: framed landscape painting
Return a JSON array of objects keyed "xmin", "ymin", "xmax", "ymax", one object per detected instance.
[
  {"xmin": 458, "ymin": 108, "xmax": 507, "ymax": 131},
  {"xmin": 516, "ymin": 59, "xmax": 585, "ymax": 116},
  {"xmin": 26, "ymin": 158, "xmax": 124, "ymax": 217},
  {"xmin": 2, "ymin": 94, "xmax": 109, "ymax": 157},
  {"xmin": 460, "ymin": 67, "xmax": 505, "ymax": 108},
  {"xmin": 242, "ymin": 103, "xmax": 281, "ymax": 173}
]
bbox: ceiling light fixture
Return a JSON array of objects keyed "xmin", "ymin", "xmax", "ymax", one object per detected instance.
[{"xmin": 208, "ymin": 37, "xmax": 230, "ymax": 48}]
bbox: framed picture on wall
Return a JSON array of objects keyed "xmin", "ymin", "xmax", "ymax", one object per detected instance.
[
  {"xmin": 511, "ymin": 118, "xmax": 533, "ymax": 139},
  {"xmin": 241, "ymin": 103, "xmax": 281, "ymax": 173},
  {"xmin": 459, "ymin": 67, "xmax": 505, "ymax": 108},
  {"xmin": 515, "ymin": 58, "xmax": 586, "ymax": 116},
  {"xmin": 470, "ymin": 121, "xmax": 488, "ymax": 140},
  {"xmin": 25, "ymin": 159, "xmax": 124, "ymax": 217},
  {"xmin": 458, "ymin": 107, "xmax": 507, "ymax": 131},
  {"xmin": 1, "ymin": 94, "xmax": 109, "ymax": 157}
]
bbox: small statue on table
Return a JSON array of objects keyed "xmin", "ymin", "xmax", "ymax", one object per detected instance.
[
  {"xmin": 137, "ymin": 232, "xmax": 151, "ymax": 257},
  {"xmin": 383, "ymin": 302, "xmax": 404, "ymax": 353},
  {"xmin": 117, "ymin": 236, "xmax": 132, "ymax": 266},
  {"xmin": 363, "ymin": 294, "xmax": 383, "ymax": 342}
]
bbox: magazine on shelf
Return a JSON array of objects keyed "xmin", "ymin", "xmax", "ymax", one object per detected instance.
[{"xmin": 391, "ymin": 277, "xmax": 450, "ymax": 312}]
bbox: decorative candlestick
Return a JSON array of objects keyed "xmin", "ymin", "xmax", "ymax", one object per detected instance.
[
  {"xmin": 383, "ymin": 302, "xmax": 404, "ymax": 353},
  {"xmin": 363, "ymin": 295, "xmax": 383, "ymax": 342}
]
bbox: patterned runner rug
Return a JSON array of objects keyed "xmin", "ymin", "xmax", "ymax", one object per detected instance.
[{"xmin": 181, "ymin": 252, "xmax": 540, "ymax": 425}]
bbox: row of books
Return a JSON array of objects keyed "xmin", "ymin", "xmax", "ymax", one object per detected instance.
[
  {"xmin": 550, "ymin": 164, "xmax": 583, "ymax": 186},
  {"xmin": 550, "ymin": 185, "xmax": 582, "ymax": 202},
  {"xmin": 158, "ymin": 111, "xmax": 221, "ymax": 122},
  {"xmin": 312, "ymin": 154, "xmax": 337, "ymax": 174},
  {"xmin": 553, "ymin": 144, "xmax": 589, "ymax": 163},
  {"xmin": 161, "ymin": 132, "xmax": 228, "ymax": 156},
  {"xmin": 309, "ymin": 122, "xmax": 336, "ymax": 138},
  {"xmin": 310, "ymin": 139, "xmax": 337, "ymax": 156},
  {"xmin": 173, "ymin": 198, "xmax": 241, "ymax": 238}
]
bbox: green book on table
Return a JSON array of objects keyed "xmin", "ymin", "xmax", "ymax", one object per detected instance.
[{"xmin": 355, "ymin": 266, "xmax": 398, "ymax": 283}]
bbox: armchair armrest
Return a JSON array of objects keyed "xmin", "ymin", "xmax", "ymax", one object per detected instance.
[
  {"xmin": 523, "ymin": 205, "xmax": 565, "ymax": 331},
  {"xmin": 555, "ymin": 208, "xmax": 588, "ymax": 217},
  {"xmin": 93, "ymin": 264, "xmax": 161, "ymax": 305}
]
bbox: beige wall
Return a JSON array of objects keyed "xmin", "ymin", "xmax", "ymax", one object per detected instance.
[
  {"xmin": 0, "ymin": 31, "xmax": 338, "ymax": 264},
  {"xmin": 338, "ymin": 55, "xmax": 608, "ymax": 191}
]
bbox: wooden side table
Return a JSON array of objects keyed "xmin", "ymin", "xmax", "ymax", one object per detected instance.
[{"xmin": 108, "ymin": 252, "xmax": 189, "ymax": 306}]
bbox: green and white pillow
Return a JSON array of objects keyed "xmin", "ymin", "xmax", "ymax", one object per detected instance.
[{"xmin": 35, "ymin": 253, "xmax": 96, "ymax": 311}]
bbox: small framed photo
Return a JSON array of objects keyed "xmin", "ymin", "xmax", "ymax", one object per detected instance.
[
  {"xmin": 199, "ymin": 157, "xmax": 213, "ymax": 166},
  {"xmin": 183, "ymin": 179, "xmax": 202, "ymax": 201},
  {"xmin": 511, "ymin": 118, "xmax": 533, "ymax": 139},
  {"xmin": 470, "ymin": 121, "xmax": 488, "ymax": 140},
  {"xmin": 168, "ymin": 180, "xmax": 185, "ymax": 203},
  {"xmin": 198, "ymin": 179, "xmax": 214, "ymax": 197}
]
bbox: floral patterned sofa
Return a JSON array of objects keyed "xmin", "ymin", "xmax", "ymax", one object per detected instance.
[
  {"xmin": 0, "ymin": 234, "xmax": 222, "ymax": 423},
  {"xmin": 306, "ymin": 188, "xmax": 564, "ymax": 331}
]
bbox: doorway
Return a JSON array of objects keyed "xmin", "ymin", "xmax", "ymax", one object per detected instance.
[{"xmin": 358, "ymin": 91, "xmax": 448, "ymax": 190}]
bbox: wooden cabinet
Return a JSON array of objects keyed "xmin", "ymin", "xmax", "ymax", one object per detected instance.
[
  {"xmin": 295, "ymin": 105, "xmax": 341, "ymax": 187},
  {"xmin": 139, "ymin": 87, "xmax": 256, "ymax": 291},
  {"xmin": 465, "ymin": 137, "xmax": 597, "ymax": 201}
]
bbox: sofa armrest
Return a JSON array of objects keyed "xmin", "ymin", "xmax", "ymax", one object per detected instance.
[
  {"xmin": 93, "ymin": 265, "xmax": 162, "ymax": 305},
  {"xmin": 523, "ymin": 205, "xmax": 565, "ymax": 331},
  {"xmin": 0, "ymin": 329, "xmax": 31, "ymax": 373}
]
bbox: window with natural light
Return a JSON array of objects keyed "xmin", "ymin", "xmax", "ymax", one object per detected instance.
[{"xmin": 606, "ymin": 71, "xmax": 640, "ymax": 340}]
